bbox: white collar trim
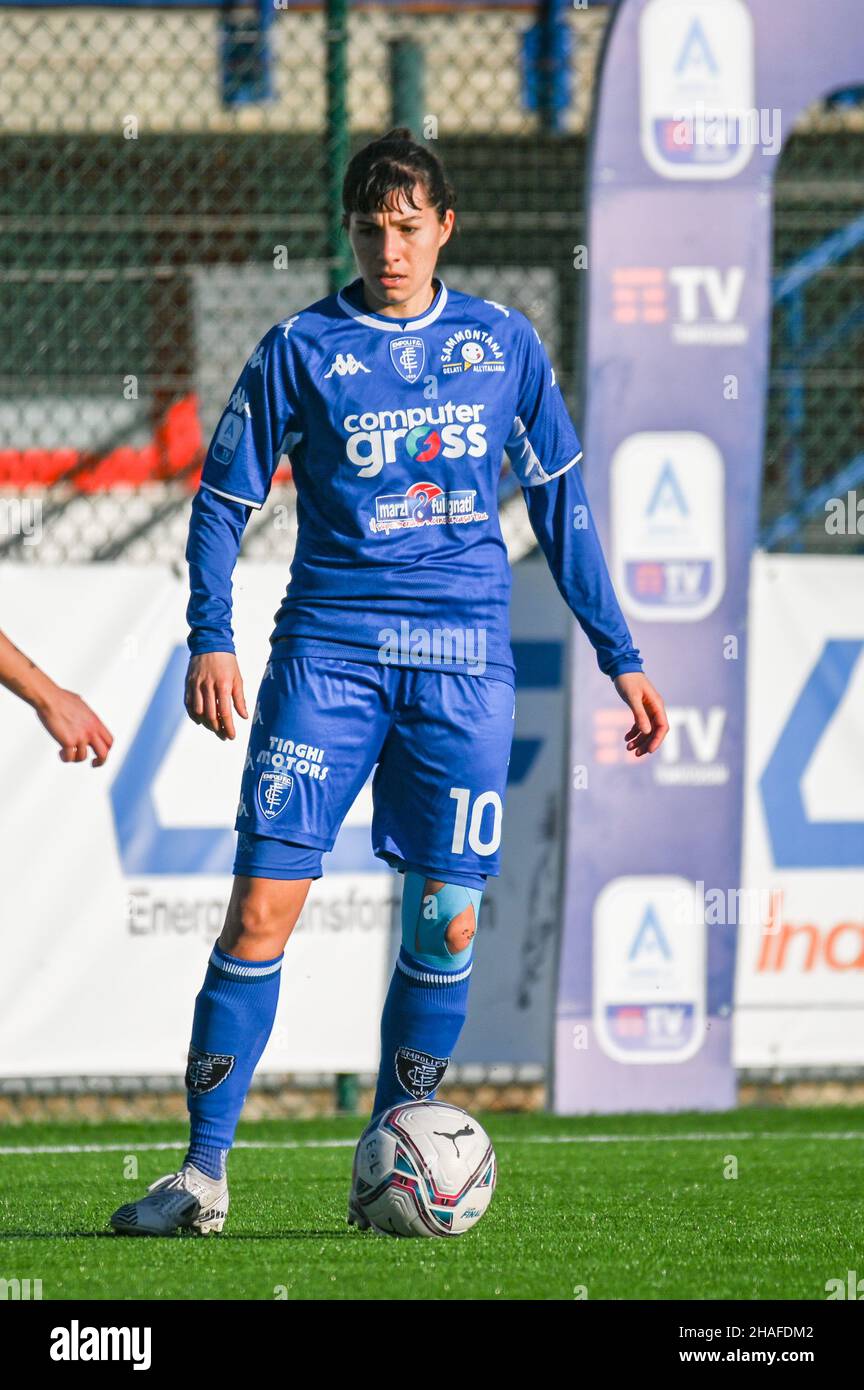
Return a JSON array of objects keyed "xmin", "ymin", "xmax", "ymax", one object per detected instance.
[{"xmin": 337, "ymin": 281, "xmax": 448, "ymax": 332}]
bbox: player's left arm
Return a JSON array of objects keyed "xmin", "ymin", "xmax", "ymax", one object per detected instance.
[{"xmin": 506, "ymin": 321, "xmax": 668, "ymax": 757}]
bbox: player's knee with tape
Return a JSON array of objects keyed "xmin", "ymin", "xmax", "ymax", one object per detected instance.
[
  {"xmin": 370, "ymin": 869, "xmax": 484, "ymax": 1119},
  {"xmin": 401, "ymin": 872, "xmax": 482, "ymax": 969}
]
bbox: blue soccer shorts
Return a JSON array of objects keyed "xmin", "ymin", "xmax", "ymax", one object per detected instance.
[{"xmin": 232, "ymin": 654, "xmax": 516, "ymax": 889}]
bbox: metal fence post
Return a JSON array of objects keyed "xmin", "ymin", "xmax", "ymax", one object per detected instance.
[
  {"xmin": 326, "ymin": 0, "xmax": 353, "ymax": 294},
  {"xmin": 389, "ymin": 37, "xmax": 425, "ymax": 137}
]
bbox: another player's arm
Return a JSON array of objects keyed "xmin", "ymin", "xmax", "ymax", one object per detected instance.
[
  {"xmin": 0, "ymin": 627, "xmax": 113, "ymax": 765},
  {"xmin": 507, "ymin": 324, "xmax": 668, "ymax": 757},
  {"xmin": 186, "ymin": 323, "xmax": 300, "ymax": 741}
]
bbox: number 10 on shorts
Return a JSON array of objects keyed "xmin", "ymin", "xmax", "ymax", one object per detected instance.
[{"xmin": 449, "ymin": 787, "xmax": 503, "ymax": 856}]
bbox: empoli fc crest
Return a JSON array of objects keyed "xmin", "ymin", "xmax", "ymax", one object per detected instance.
[
  {"xmin": 390, "ymin": 336, "xmax": 425, "ymax": 384},
  {"xmin": 257, "ymin": 771, "xmax": 294, "ymax": 820}
]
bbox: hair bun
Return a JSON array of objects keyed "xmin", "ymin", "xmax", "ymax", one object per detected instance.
[{"xmin": 380, "ymin": 126, "xmax": 414, "ymax": 144}]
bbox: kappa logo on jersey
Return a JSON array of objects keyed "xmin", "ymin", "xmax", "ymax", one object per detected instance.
[
  {"xmin": 389, "ymin": 335, "xmax": 425, "ymax": 384},
  {"xmin": 325, "ymin": 352, "xmax": 371, "ymax": 379},
  {"xmin": 257, "ymin": 771, "xmax": 294, "ymax": 820},
  {"xmin": 280, "ymin": 314, "xmax": 299, "ymax": 337},
  {"xmin": 343, "ymin": 403, "xmax": 488, "ymax": 477},
  {"xmin": 441, "ymin": 328, "xmax": 505, "ymax": 375},
  {"xmin": 394, "ymin": 1046, "xmax": 449, "ymax": 1100},
  {"xmin": 370, "ymin": 480, "xmax": 489, "ymax": 534}
]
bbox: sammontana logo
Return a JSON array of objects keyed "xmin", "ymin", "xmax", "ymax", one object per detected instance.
[{"xmin": 440, "ymin": 328, "xmax": 505, "ymax": 375}]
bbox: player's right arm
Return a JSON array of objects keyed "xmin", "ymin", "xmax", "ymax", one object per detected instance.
[{"xmin": 185, "ymin": 321, "xmax": 302, "ymax": 740}]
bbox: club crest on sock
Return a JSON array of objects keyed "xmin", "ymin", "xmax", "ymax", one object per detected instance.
[
  {"xmin": 394, "ymin": 1046, "xmax": 449, "ymax": 1101},
  {"xmin": 185, "ymin": 1045, "xmax": 236, "ymax": 1096}
]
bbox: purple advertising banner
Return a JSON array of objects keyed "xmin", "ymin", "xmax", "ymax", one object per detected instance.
[{"xmin": 554, "ymin": 0, "xmax": 864, "ymax": 1111}]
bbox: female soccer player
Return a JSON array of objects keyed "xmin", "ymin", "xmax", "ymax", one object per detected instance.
[{"xmin": 110, "ymin": 129, "xmax": 667, "ymax": 1237}]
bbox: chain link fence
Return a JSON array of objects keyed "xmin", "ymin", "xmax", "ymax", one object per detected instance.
[
  {"xmin": 0, "ymin": 2, "xmax": 861, "ymax": 564},
  {"xmin": 763, "ymin": 121, "xmax": 864, "ymax": 553}
]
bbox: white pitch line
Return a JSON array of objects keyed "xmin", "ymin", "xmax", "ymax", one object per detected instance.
[
  {"xmin": 503, "ymin": 1131, "xmax": 864, "ymax": 1144},
  {"xmin": 0, "ymin": 1139, "xmax": 354, "ymax": 1156},
  {"xmin": 1, "ymin": 1131, "xmax": 863, "ymax": 1156}
]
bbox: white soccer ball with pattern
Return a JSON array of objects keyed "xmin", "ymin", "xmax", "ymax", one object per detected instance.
[{"xmin": 352, "ymin": 1101, "xmax": 496, "ymax": 1237}]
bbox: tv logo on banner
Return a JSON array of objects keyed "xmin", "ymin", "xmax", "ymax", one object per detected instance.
[
  {"xmin": 611, "ymin": 266, "xmax": 747, "ymax": 345},
  {"xmin": 593, "ymin": 704, "xmax": 729, "ymax": 786}
]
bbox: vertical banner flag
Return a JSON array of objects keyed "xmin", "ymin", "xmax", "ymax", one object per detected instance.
[{"xmin": 555, "ymin": 0, "xmax": 864, "ymax": 1110}]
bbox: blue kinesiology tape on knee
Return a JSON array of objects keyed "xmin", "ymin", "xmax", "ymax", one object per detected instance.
[{"xmin": 401, "ymin": 871, "xmax": 483, "ymax": 970}]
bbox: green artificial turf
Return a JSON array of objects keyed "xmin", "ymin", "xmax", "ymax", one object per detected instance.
[{"xmin": 0, "ymin": 1107, "xmax": 861, "ymax": 1300}]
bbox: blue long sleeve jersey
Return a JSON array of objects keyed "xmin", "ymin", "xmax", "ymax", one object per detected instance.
[{"xmin": 186, "ymin": 278, "xmax": 643, "ymax": 688}]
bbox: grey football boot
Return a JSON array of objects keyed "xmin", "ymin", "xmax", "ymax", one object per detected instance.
[{"xmin": 110, "ymin": 1163, "xmax": 228, "ymax": 1236}]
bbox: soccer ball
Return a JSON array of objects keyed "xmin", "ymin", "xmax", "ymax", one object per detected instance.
[{"xmin": 352, "ymin": 1101, "xmax": 496, "ymax": 1237}]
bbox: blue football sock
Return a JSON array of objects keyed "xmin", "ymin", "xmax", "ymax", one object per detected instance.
[
  {"xmin": 183, "ymin": 942, "xmax": 284, "ymax": 1179},
  {"xmin": 371, "ymin": 945, "xmax": 473, "ymax": 1118}
]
